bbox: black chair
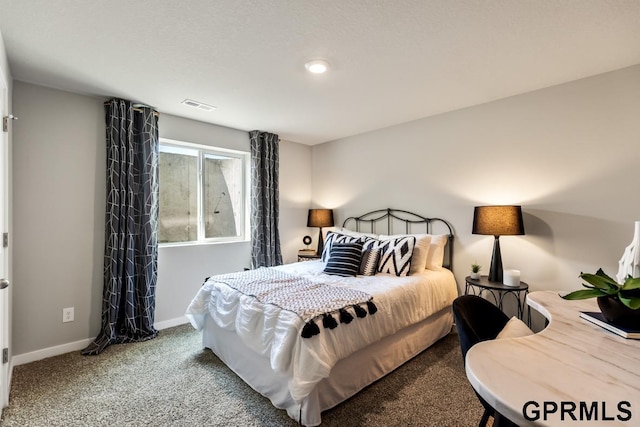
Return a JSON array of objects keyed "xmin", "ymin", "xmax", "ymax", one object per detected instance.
[{"xmin": 452, "ymin": 295, "xmax": 518, "ymax": 427}]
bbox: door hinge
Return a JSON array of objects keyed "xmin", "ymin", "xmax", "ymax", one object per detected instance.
[
  {"xmin": 2, "ymin": 233, "xmax": 7, "ymax": 248},
  {"xmin": 2, "ymin": 348, "xmax": 7, "ymax": 364},
  {"xmin": 3, "ymin": 115, "xmax": 18, "ymax": 132}
]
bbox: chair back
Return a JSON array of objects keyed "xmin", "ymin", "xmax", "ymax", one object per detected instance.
[{"xmin": 452, "ymin": 295, "xmax": 510, "ymax": 364}]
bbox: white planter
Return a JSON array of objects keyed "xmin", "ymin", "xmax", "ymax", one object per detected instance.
[{"xmin": 470, "ymin": 272, "xmax": 481, "ymax": 280}]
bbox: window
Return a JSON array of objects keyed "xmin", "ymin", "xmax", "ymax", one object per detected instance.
[{"xmin": 158, "ymin": 139, "xmax": 249, "ymax": 245}]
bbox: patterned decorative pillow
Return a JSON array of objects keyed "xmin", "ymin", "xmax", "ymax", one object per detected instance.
[
  {"xmin": 378, "ymin": 234, "xmax": 432, "ymax": 275},
  {"xmin": 324, "ymin": 242, "xmax": 364, "ymax": 277},
  {"xmin": 359, "ymin": 247, "xmax": 381, "ymax": 276},
  {"xmin": 321, "ymin": 232, "xmax": 364, "ymax": 262},
  {"xmin": 361, "ymin": 236, "xmax": 381, "ymax": 252},
  {"xmin": 377, "ymin": 236, "xmax": 416, "ymax": 277}
]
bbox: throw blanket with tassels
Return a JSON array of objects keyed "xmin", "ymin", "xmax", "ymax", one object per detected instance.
[{"xmin": 210, "ymin": 268, "xmax": 377, "ymax": 338}]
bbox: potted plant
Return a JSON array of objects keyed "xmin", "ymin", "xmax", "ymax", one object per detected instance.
[
  {"xmin": 470, "ymin": 263, "xmax": 482, "ymax": 280},
  {"xmin": 562, "ymin": 268, "xmax": 640, "ymax": 328}
]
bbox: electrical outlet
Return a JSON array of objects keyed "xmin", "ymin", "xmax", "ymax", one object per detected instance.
[{"xmin": 63, "ymin": 307, "xmax": 74, "ymax": 323}]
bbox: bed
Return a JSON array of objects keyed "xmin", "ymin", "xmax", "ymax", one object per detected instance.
[{"xmin": 186, "ymin": 208, "xmax": 457, "ymax": 426}]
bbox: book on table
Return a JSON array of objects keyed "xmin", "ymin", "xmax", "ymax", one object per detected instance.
[
  {"xmin": 298, "ymin": 249, "xmax": 317, "ymax": 255},
  {"xmin": 579, "ymin": 311, "xmax": 640, "ymax": 339}
]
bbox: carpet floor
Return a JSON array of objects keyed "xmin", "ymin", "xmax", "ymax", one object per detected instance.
[{"xmin": 1, "ymin": 324, "xmax": 483, "ymax": 426}]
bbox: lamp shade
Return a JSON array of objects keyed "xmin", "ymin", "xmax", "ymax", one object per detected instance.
[
  {"xmin": 307, "ymin": 209, "xmax": 334, "ymax": 228},
  {"xmin": 472, "ymin": 206, "xmax": 525, "ymax": 236}
]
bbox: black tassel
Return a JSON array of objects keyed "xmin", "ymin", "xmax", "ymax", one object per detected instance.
[
  {"xmin": 339, "ymin": 308, "xmax": 353, "ymax": 324},
  {"xmin": 322, "ymin": 313, "xmax": 338, "ymax": 329},
  {"xmin": 353, "ymin": 304, "xmax": 367, "ymax": 318},
  {"xmin": 301, "ymin": 320, "xmax": 320, "ymax": 338},
  {"xmin": 367, "ymin": 300, "xmax": 378, "ymax": 315}
]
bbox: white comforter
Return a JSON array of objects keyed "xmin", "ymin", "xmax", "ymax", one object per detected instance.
[{"xmin": 185, "ymin": 261, "xmax": 457, "ymax": 402}]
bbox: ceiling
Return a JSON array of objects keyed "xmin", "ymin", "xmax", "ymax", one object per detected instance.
[{"xmin": 1, "ymin": 1, "xmax": 640, "ymax": 145}]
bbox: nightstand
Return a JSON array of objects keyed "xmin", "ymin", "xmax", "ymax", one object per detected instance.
[
  {"xmin": 464, "ymin": 275, "xmax": 530, "ymax": 325},
  {"xmin": 298, "ymin": 252, "xmax": 321, "ymax": 262}
]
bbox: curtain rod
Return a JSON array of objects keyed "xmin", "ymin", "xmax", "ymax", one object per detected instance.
[
  {"xmin": 103, "ymin": 101, "xmax": 159, "ymax": 117},
  {"xmin": 133, "ymin": 108, "xmax": 159, "ymax": 117}
]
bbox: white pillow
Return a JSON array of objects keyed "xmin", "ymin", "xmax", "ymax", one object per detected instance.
[
  {"xmin": 496, "ymin": 316, "xmax": 534, "ymax": 339},
  {"xmin": 379, "ymin": 233, "xmax": 432, "ymax": 275},
  {"xmin": 335, "ymin": 227, "xmax": 379, "ymax": 239},
  {"xmin": 425, "ymin": 234, "xmax": 448, "ymax": 271}
]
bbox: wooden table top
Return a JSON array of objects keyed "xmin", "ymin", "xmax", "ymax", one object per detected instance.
[{"xmin": 465, "ymin": 291, "xmax": 640, "ymax": 426}]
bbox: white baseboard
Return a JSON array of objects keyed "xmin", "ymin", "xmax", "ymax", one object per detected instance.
[
  {"xmin": 155, "ymin": 316, "xmax": 189, "ymax": 331},
  {"xmin": 12, "ymin": 337, "xmax": 94, "ymax": 366},
  {"xmin": 12, "ymin": 316, "xmax": 189, "ymax": 367}
]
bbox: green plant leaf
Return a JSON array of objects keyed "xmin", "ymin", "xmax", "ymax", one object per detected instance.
[
  {"xmin": 579, "ymin": 273, "xmax": 619, "ymax": 291},
  {"xmin": 561, "ymin": 289, "xmax": 607, "ymax": 300},
  {"xmin": 618, "ymin": 295, "xmax": 640, "ymax": 310},
  {"xmin": 595, "ymin": 268, "xmax": 617, "ymax": 282},
  {"xmin": 621, "ymin": 277, "xmax": 640, "ymax": 291}
]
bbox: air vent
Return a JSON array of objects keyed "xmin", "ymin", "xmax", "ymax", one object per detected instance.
[{"xmin": 181, "ymin": 99, "xmax": 216, "ymax": 111}]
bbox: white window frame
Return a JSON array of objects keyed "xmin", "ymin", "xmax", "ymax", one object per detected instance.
[{"xmin": 159, "ymin": 138, "xmax": 250, "ymax": 246}]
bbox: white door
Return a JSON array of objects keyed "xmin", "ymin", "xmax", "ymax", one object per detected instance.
[{"xmin": 0, "ymin": 68, "xmax": 10, "ymax": 415}]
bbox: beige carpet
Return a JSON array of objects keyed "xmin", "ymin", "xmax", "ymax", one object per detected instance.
[{"xmin": 1, "ymin": 324, "xmax": 483, "ymax": 426}]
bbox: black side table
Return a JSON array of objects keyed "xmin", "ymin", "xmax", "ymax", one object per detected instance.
[
  {"xmin": 464, "ymin": 275, "xmax": 530, "ymax": 326},
  {"xmin": 298, "ymin": 252, "xmax": 321, "ymax": 262}
]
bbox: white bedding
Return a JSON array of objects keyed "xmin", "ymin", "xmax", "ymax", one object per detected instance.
[{"xmin": 185, "ymin": 260, "xmax": 458, "ymax": 404}]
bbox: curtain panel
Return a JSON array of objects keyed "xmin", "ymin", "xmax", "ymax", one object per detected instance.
[
  {"xmin": 249, "ymin": 130, "xmax": 283, "ymax": 268},
  {"xmin": 82, "ymin": 99, "xmax": 159, "ymax": 355}
]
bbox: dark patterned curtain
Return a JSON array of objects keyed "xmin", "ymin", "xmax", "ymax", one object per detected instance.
[
  {"xmin": 250, "ymin": 130, "xmax": 283, "ymax": 268},
  {"xmin": 82, "ymin": 99, "xmax": 159, "ymax": 355}
]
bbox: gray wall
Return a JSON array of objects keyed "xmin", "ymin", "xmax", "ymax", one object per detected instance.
[
  {"xmin": 279, "ymin": 139, "xmax": 313, "ymax": 262},
  {"xmin": 11, "ymin": 82, "xmax": 312, "ymax": 355},
  {"xmin": 312, "ymin": 65, "xmax": 640, "ymax": 301},
  {"xmin": 11, "ymin": 63, "xmax": 640, "ymax": 354},
  {"xmin": 12, "ymin": 82, "xmax": 104, "ymax": 356}
]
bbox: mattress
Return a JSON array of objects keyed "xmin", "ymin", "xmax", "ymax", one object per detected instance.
[{"xmin": 186, "ymin": 261, "xmax": 457, "ymax": 419}]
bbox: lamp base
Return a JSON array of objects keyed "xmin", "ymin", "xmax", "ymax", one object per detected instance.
[
  {"xmin": 488, "ymin": 235, "xmax": 503, "ymax": 283},
  {"xmin": 317, "ymin": 228, "xmax": 325, "ymax": 256}
]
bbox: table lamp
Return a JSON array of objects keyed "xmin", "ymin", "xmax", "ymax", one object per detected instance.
[
  {"xmin": 472, "ymin": 205, "xmax": 525, "ymax": 283},
  {"xmin": 307, "ymin": 209, "xmax": 334, "ymax": 255}
]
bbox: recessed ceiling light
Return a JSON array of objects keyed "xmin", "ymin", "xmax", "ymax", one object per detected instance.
[
  {"xmin": 305, "ymin": 59, "xmax": 330, "ymax": 74},
  {"xmin": 181, "ymin": 99, "xmax": 216, "ymax": 111}
]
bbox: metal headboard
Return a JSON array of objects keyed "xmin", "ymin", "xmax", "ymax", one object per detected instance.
[{"xmin": 342, "ymin": 208, "xmax": 455, "ymax": 270}]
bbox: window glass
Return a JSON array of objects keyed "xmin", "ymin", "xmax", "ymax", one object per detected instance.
[
  {"xmin": 158, "ymin": 140, "xmax": 248, "ymax": 245},
  {"xmin": 203, "ymin": 154, "xmax": 242, "ymax": 239}
]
